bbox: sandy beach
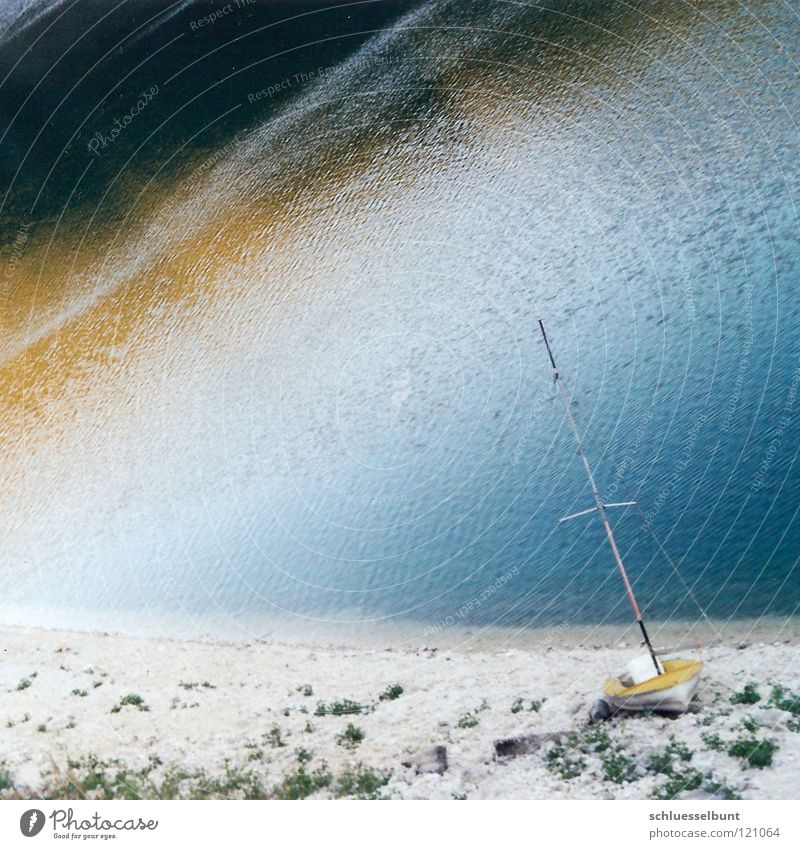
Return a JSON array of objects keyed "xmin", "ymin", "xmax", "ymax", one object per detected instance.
[{"xmin": 1, "ymin": 623, "xmax": 799, "ymax": 800}]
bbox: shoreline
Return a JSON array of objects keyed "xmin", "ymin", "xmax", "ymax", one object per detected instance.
[
  {"xmin": 2, "ymin": 607, "xmax": 800, "ymax": 652},
  {"xmin": 2, "ymin": 623, "xmax": 799, "ymax": 799}
]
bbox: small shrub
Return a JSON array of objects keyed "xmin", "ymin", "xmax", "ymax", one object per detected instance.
[
  {"xmin": 335, "ymin": 764, "xmax": 389, "ymax": 799},
  {"xmin": 379, "ymin": 684, "xmax": 403, "ymax": 702},
  {"xmin": 266, "ymin": 725, "xmax": 287, "ymax": 748},
  {"xmin": 546, "ymin": 741, "xmax": 585, "ymax": 780},
  {"xmin": 701, "ymin": 733, "xmax": 725, "ymax": 752},
  {"xmin": 769, "ymin": 684, "xmax": 800, "ymax": 717},
  {"xmin": 37, "ymin": 724, "xmax": 47, "ymax": 733},
  {"xmin": 601, "ymin": 747, "xmax": 637, "ymax": 784},
  {"xmin": 730, "ymin": 683, "xmax": 760, "ymax": 705},
  {"xmin": 297, "ymin": 684, "xmax": 314, "ymax": 697},
  {"xmin": 274, "ymin": 763, "xmax": 332, "ymax": 800},
  {"xmin": 457, "ymin": 712, "xmax": 479, "ymax": 729},
  {"xmin": 16, "ymin": 679, "xmax": 31, "ymax": 691},
  {"xmin": 72, "ymin": 689, "xmax": 88, "ymax": 698},
  {"xmin": 336, "ymin": 723, "xmax": 365, "ymax": 751},
  {"xmin": 727, "ymin": 737, "xmax": 777, "ymax": 769},
  {"xmin": 120, "ymin": 694, "xmax": 149, "ymax": 711},
  {"xmin": 295, "ymin": 748, "xmax": 313, "ymax": 765},
  {"xmin": 314, "ymin": 699, "xmax": 368, "ymax": 717}
]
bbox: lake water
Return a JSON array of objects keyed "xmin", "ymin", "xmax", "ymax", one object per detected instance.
[{"xmin": 1, "ymin": 0, "xmax": 798, "ymax": 642}]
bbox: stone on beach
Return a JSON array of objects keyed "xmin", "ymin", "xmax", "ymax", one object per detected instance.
[
  {"xmin": 493, "ymin": 731, "xmax": 570, "ymax": 761},
  {"xmin": 402, "ymin": 745, "xmax": 448, "ymax": 775}
]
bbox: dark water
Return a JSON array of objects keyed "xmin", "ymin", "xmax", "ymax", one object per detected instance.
[{"xmin": 1, "ymin": 0, "xmax": 799, "ymax": 639}]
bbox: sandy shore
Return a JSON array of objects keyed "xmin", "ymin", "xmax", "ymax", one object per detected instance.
[{"xmin": 1, "ymin": 624, "xmax": 799, "ymax": 799}]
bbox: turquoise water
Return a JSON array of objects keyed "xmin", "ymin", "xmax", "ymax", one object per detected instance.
[{"xmin": 1, "ymin": 0, "xmax": 799, "ymax": 637}]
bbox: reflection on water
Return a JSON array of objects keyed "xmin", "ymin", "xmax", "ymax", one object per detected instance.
[{"xmin": 1, "ymin": 0, "xmax": 799, "ymax": 640}]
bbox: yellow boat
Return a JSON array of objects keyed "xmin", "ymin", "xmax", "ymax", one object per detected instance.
[
  {"xmin": 539, "ymin": 320, "xmax": 702, "ymax": 716},
  {"xmin": 604, "ymin": 659, "xmax": 703, "ymax": 714}
]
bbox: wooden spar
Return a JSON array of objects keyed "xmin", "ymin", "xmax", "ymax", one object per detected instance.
[{"xmin": 538, "ymin": 319, "xmax": 661, "ymax": 676}]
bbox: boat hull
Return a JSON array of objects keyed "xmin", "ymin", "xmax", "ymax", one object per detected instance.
[{"xmin": 603, "ymin": 658, "xmax": 702, "ymax": 714}]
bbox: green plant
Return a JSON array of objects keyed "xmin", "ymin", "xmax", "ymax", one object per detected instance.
[
  {"xmin": 0, "ymin": 765, "xmax": 12, "ymax": 792},
  {"xmin": 730, "ymin": 683, "xmax": 761, "ymax": 705},
  {"xmin": 546, "ymin": 740, "xmax": 585, "ymax": 780},
  {"xmin": 769, "ymin": 684, "xmax": 800, "ymax": 717},
  {"xmin": 336, "ymin": 723, "xmax": 365, "ymax": 751},
  {"xmin": 37, "ymin": 724, "xmax": 47, "ymax": 733},
  {"xmin": 119, "ymin": 694, "xmax": 149, "ymax": 711},
  {"xmin": 266, "ymin": 725, "xmax": 287, "ymax": 748},
  {"xmin": 295, "ymin": 748, "xmax": 313, "ymax": 765},
  {"xmin": 601, "ymin": 747, "xmax": 637, "ymax": 784},
  {"xmin": 334, "ymin": 764, "xmax": 390, "ymax": 799},
  {"xmin": 72, "ymin": 689, "xmax": 88, "ymax": 698},
  {"xmin": 379, "ymin": 684, "xmax": 403, "ymax": 702},
  {"xmin": 650, "ymin": 738, "xmax": 693, "ymax": 773},
  {"xmin": 701, "ymin": 733, "xmax": 725, "ymax": 752},
  {"xmin": 274, "ymin": 763, "xmax": 332, "ymax": 800},
  {"xmin": 298, "ymin": 684, "xmax": 314, "ymax": 697},
  {"xmin": 727, "ymin": 737, "xmax": 777, "ymax": 769},
  {"xmin": 457, "ymin": 712, "xmax": 479, "ymax": 729},
  {"xmin": 651, "ymin": 767, "xmax": 704, "ymax": 800},
  {"xmin": 16, "ymin": 679, "xmax": 31, "ymax": 691},
  {"xmin": 314, "ymin": 698, "xmax": 368, "ymax": 717}
]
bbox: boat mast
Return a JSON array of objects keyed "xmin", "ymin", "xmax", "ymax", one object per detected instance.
[{"xmin": 538, "ymin": 319, "xmax": 661, "ymax": 675}]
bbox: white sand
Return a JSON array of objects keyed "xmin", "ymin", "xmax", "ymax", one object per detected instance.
[{"xmin": 1, "ymin": 623, "xmax": 799, "ymax": 799}]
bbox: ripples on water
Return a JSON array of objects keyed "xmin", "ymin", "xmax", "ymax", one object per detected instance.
[{"xmin": 0, "ymin": 0, "xmax": 798, "ymax": 641}]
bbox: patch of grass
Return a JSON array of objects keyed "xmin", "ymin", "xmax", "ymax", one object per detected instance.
[
  {"xmin": 727, "ymin": 737, "xmax": 777, "ymax": 769},
  {"xmin": 769, "ymin": 684, "xmax": 800, "ymax": 717},
  {"xmin": 303, "ymin": 721, "xmax": 315, "ymax": 734},
  {"xmin": 730, "ymin": 683, "xmax": 761, "ymax": 705},
  {"xmin": 701, "ymin": 733, "xmax": 726, "ymax": 752},
  {"xmin": 336, "ymin": 723, "xmax": 365, "ymax": 751},
  {"xmin": 314, "ymin": 698, "xmax": 369, "ymax": 717},
  {"xmin": 16, "ymin": 678, "xmax": 31, "ymax": 691},
  {"xmin": 650, "ymin": 738, "xmax": 694, "ymax": 772},
  {"xmin": 601, "ymin": 747, "xmax": 637, "ymax": 785},
  {"xmin": 546, "ymin": 739, "xmax": 585, "ymax": 780},
  {"xmin": 649, "ymin": 737, "xmax": 740, "ymax": 799},
  {"xmin": 265, "ymin": 725, "xmax": 287, "ymax": 748},
  {"xmin": 37, "ymin": 724, "xmax": 47, "ymax": 733},
  {"xmin": 511, "ymin": 697, "xmax": 543, "ymax": 714},
  {"xmin": 295, "ymin": 748, "xmax": 313, "ymax": 765},
  {"xmin": 651, "ymin": 767, "xmax": 704, "ymax": 800},
  {"xmin": 274, "ymin": 763, "xmax": 332, "ymax": 800},
  {"xmin": 379, "ymin": 684, "xmax": 403, "ymax": 702},
  {"xmin": 334, "ymin": 764, "xmax": 389, "ymax": 799},
  {"xmin": 118, "ymin": 694, "xmax": 149, "ymax": 712},
  {"xmin": 297, "ymin": 684, "xmax": 314, "ymax": 697},
  {"xmin": 66, "ymin": 718, "xmax": 76, "ymax": 729},
  {"xmin": 0, "ymin": 765, "xmax": 12, "ymax": 792},
  {"xmin": 72, "ymin": 689, "xmax": 88, "ymax": 698},
  {"xmin": 457, "ymin": 712, "xmax": 479, "ymax": 729}
]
